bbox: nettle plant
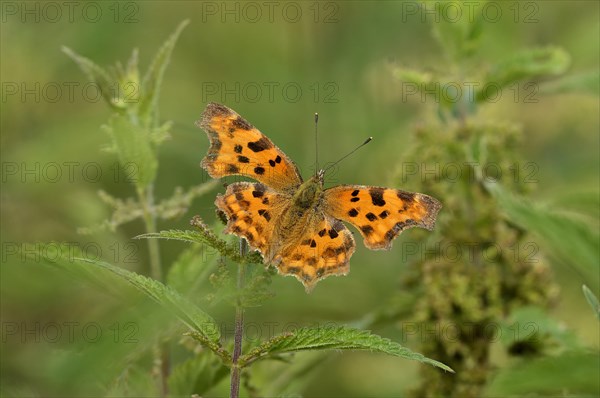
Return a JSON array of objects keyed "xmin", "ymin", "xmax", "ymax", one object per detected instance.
[{"xmin": 40, "ymin": 21, "xmax": 453, "ymax": 397}]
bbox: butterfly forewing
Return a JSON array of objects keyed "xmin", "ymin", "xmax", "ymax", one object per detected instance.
[{"xmin": 200, "ymin": 103, "xmax": 302, "ymax": 191}]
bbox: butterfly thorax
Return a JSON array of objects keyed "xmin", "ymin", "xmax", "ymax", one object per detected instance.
[
  {"xmin": 292, "ymin": 174, "xmax": 324, "ymax": 210},
  {"xmin": 273, "ymin": 175, "xmax": 323, "ymax": 237}
]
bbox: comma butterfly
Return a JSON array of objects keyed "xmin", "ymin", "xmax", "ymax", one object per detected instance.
[{"xmin": 199, "ymin": 103, "xmax": 441, "ymax": 291}]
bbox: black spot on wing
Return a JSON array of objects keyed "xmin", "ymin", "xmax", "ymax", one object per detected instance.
[
  {"xmin": 254, "ymin": 166, "xmax": 265, "ymax": 175},
  {"xmin": 369, "ymin": 188, "xmax": 386, "ymax": 206},
  {"xmin": 365, "ymin": 212, "xmax": 377, "ymax": 221},
  {"xmin": 318, "ymin": 229, "xmax": 327, "ymax": 237},
  {"xmin": 397, "ymin": 190, "xmax": 415, "ymax": 203},
  {"xmin": 258, "ymin": 209, "xmax": 271, "ymax": 221},
  {"xmin": 350, "ymin": 197, "xmax": 360, "ymax": 202},
  {"xmin": 351, "ymin": 189, "xmax": 360, "ymax": 196},
  {"xmin": 379, "ymin": 210, "xmax": 390, "ymax": 219},
  {"xmin": 248, "ymin": 137, "xmax": 272, "ymax": 152},
  {"xmin": 360, "ymin": 225, "xmax": 374, "ymax": 236},
  {"xmin": 238, "ymin": 155, "xmax": 250, "ymax": 163},
  {"xmin": 227, "ymin": 164, "xmax": 239, "ymax": 173},
  {"xmin": 269, "ymin": 159, "xmax": 276, "ymax": 167},
  {"xmin": 275, "ymin": 155, "xmax": 282, "ymax": 163},
  {"xmin": 234, "ymin": 144, "xmax": 243, "ymax": 153},
  {"xmin": 328, "ymin": 229, "xmax": 339, "ymax": 239},
  {"xmin": 348, "ymin": 209, "xmax": 359, "ymax": 217}
]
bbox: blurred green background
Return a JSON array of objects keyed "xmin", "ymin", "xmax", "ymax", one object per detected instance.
[{"xmin": 1, "ymin": 1, "xmax": 598, "ymax": 397}]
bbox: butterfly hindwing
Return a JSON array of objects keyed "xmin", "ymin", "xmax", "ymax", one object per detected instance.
[
  {"xmin": 273, "ymin": 213, "xmax": 355, "ymax": 291},
  {"xmin": 216, "ymin": 182, "xmax": 290, "ymax": 254},
  {"xmin": 323, "ymin": 185, "xmax": 441, "ymax": 250},
  {"xmin": 200, "ymin": 103, "xmax": 302, "ymax": 191}
]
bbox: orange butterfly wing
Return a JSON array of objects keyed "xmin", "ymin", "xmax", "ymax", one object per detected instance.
[
  {"xmin": 272, "ymin": 214, "xmax": 355, "ymax": 291},
  {"xmin": 216, "ymin": 181, "xmax": 290, "ymax": 255},
  {"xmin": 199, "ymin": 102, "xmax": 302, "ymax": 191},
  {"xmin": 323, "ymin": 186, "xmax": 441, "ymax": 250}
]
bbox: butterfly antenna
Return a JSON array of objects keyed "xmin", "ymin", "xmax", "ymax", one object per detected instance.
[
  {"xmin": 314, "ymin": 112, "xmax": 319, "ymax": 176},
  {"xmin": 323, "ymin": 136, "xmax": 373, "ymax": 174}
]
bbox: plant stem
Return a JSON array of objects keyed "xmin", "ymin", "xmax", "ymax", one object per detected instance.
[
  {"xmin": 230, "ymin": 239, "xmax": 247, "ymax": 398},
  {"xmin": 138, "ymin": 184, "xmax": 168, "ymax": 396},
  {"xmin": 141, "ymin": 184, "xmax": 163, "ymax": 281}
]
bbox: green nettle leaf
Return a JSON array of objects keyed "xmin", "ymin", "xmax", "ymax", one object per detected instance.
[
  {"xmin": 484, "ymin": 351, "xmax": 600, "ymax": 396},
  {"xmin": 582, "ymin": 285, "xmax": 600, "ymax": 320},
  {"xmin": 63, "ymin": 257, "xmax": 221, "ymax": 347},
  {"xmin": 95, "ymin": 260, "xmax": 217, "ymax": 339},
  {"xmin": 102, "ymin": 114, "xmax": 158, "ymax": 189},
  {"xmin": 477, "ymin": 47, "xmax": 571, "ymax": 102},
  {"xmin": 62, "ymin": 47, "xmax": 122, "ymax": 111},
  {"xmin": 166, "ymin": 243, "xmax": 219, "ymax": 294},
  {"xmin": 487, "ymin": 182, "xmax": 600, "ymax": 291},
  {"xmin": 137, "ymin": 228, "xmax": 263, "ymax": 265},
  {"xmin": 139, "ymin": 19, "xmax": 190, "ymax": 125},
  {"xmin": 168, "ymin": 351, "xmax": 229, "ymax": 396},
  {"xmin": 238, "ymin": 326, "xmax": 454, "ymax": 372}
]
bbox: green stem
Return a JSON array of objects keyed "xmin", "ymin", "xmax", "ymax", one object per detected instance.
[
  {"xmin": 230, "ymin": 239, "xmax": 247, "ymax": 398},
  {"xmin": 140, "ymin": 184, "xmax": 163, "ymax": 281},
  {"xmin": 138, "ymin": 183, "xmax": 168, "ymax": 396}
]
